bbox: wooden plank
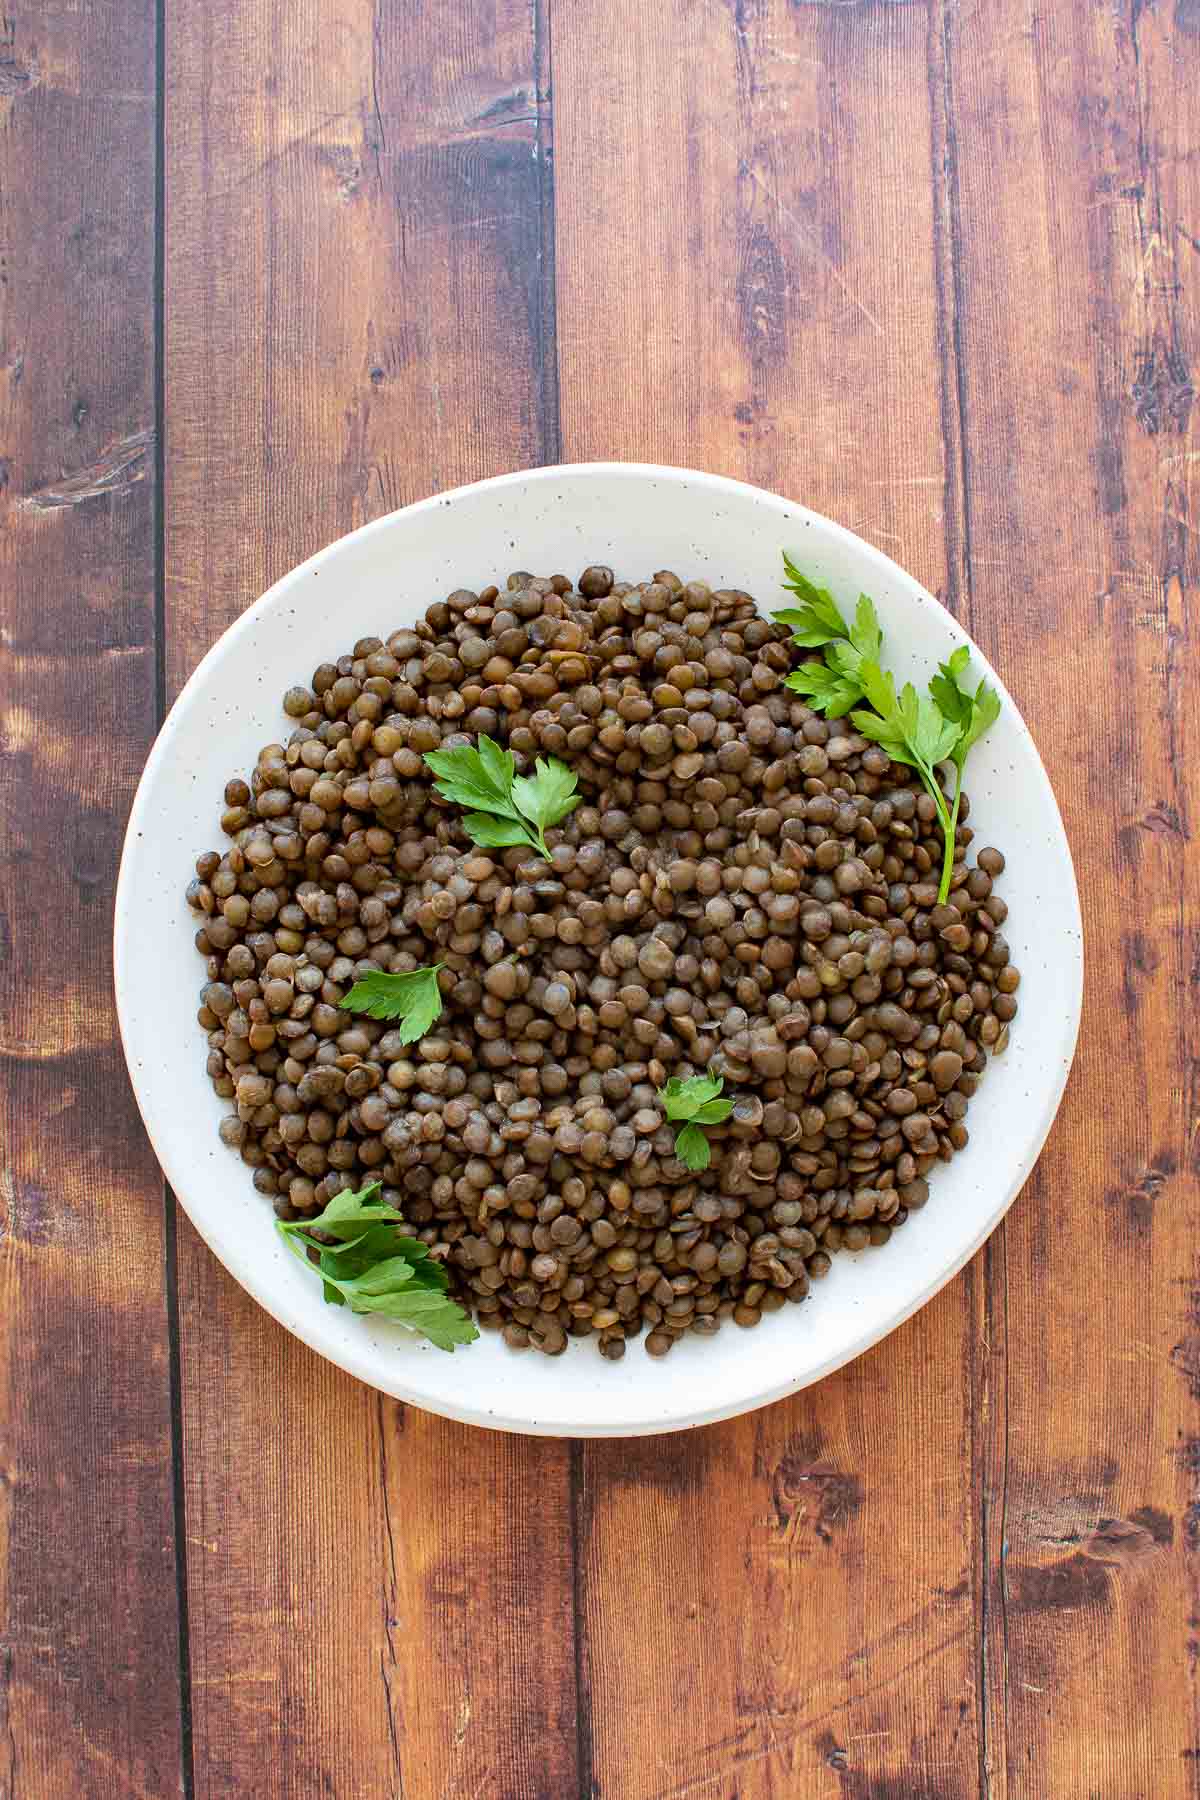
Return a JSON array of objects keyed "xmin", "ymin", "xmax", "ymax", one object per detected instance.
[
  {"xmin": 164, "ymin": 2, "xmax": 578, "ymax": 1794},
  {"xmin": 0, "ymin": 2, "xmax": 184, "ymax": 1795},
  {"xmin": 555, "ymin": 3, "xmax": 988, "ymax": 1794},
  {"xmin": 947, "ymin": 2, "xmax": 1200, "ymax": 1793}
]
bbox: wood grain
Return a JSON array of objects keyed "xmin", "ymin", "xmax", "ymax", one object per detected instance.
[
  {"xmin": 948, "ymin": 2, "xmax": 1199, "ymax": 1794},
  {"xmin": 0, "ymin": 1, "xmax": 183, "ymax": 1794},
  {"xmin": 4, "ymin": 0, "xmax": 1196, "ymax": 1790},
  {"xmin": 554, "ymin": 3, "xmax": 989, "ymax": 1794},
  {"xmin": 164, "ymin": 2, "xmax": 577, "ymax": 1795}
]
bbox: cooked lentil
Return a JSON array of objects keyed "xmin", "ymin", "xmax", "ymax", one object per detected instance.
[{"xmin": 187, "ymin": 566, "xmax": 1018, "ymax": 1358}]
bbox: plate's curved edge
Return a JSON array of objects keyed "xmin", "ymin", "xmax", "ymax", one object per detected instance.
[{"xmin": 114, "ymin": 462, "xmax": 1085, "ymax": 1437}]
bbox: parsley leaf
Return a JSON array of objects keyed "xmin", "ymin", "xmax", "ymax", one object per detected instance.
[
  {"xmin": 776, "ymin": 555, "xmax": 849, "ymax": 645},
  {"xmin": 352, "ymin": 1286, "xmax": 479, "ymax": 1351},
  {"xmin": 511, "ymin": 758, "xmax": 580, "ymax": 850},
  {"xmin": 422, "ymin": 737, "xmax": 518, "ymax": 815},
  {"xmin": 850, "ymin": 593, "xmax": 883, "ymax": 663},
  {"xmin": 674, "ymin": 1123, "xmax": 713, "ymax": 1171},
  {"xmin": 278, "ymin": 1182, "xmax": 478, "ymax": 1352},
  {"xmin": 289, "ymin": 1184, "xmax": 406, "ymax": 1242},
  {"xmin": 461, "ymin": 814, "xmax": 531, "ymax": 849},
  {"xmin": 783, "ymin": 660, "xmax": 864, "ymax": 719},
  {"xmin": 660, "ymin": 1072, "xmax": 725, "ymax": 1117},
  {"xmin": 928, "ymin": 645, "xmax": 973, "ymax": 727},
  {"xmin": 692, "ymin": 1097, "xmax": 735, "ymax": 1125},
  {"xmin": 930, "ymin": 648, "xmax": 1001, "ymax": 764},
  {"xmin": 777, "ymin": 556, "xmax": 882, "ymax": 716},
  {"xmin": 658, "ymin": 1070, "xmax": 734, "ymax": 1169},
  {"xmin": 340, "ymin": 964, "xmax": 444, "ymax": 1043},
  {"xmin": 425, "ymin": 734, "xmax": 580, "ymax": 860},
  {"xmin": 475, "ymin": 733, "xmax": 516, "ymax": 793}
]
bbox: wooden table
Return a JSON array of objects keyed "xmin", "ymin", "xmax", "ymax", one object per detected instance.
[{"xmin": 3, "ymin": 1, "xmax": 1197, "ymax": 1794}]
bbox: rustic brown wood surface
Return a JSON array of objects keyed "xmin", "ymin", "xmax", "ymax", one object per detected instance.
[
  {"xmin": 0, "ymin": 0, "xmax": 1196, "ymax": 1795},
  {"xmin": 0, "ymin": 0, "xmax": 185, "ymax": 1795}
]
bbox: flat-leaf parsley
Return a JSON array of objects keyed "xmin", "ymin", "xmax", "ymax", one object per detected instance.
[
  {"xmin": 424, "ymin": 734, "xmax": 580, "ymax": 860},
  {"xmin": 775, "ymin": 555, "xmax": 882, "ymax": 718},
  {"xmin": 340, "ymin": 964, "xmax": 444, "ymax": 1043},
  {"xmin": 776, "ymin": 555, "xmax": 1001, "ymax": 902},
  {"xmin": 278, "ymin": 1182, "xmax": 478, "ymax": 1351},
  {"xmin": 658, "ymin": 1070, "xmax": 735, "ymax": 1171}
]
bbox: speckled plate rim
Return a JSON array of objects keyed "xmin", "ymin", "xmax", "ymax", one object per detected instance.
[{"xmin": 114, "ymin": 462, "xmax": 1083, "ymax": 1436}]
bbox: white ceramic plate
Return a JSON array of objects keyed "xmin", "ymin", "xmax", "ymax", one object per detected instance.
[{"xmin": 115, "ymin": 464, "xmax": 1082, "ymax": 1435}]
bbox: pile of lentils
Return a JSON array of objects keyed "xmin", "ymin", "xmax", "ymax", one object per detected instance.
[{"xmin": 186, "ymin": 565, "xmax": 1019, "ymax": 1360}]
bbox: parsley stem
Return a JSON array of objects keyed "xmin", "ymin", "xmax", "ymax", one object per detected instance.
[
  {"xmin": 937, "ymin": 765, "xmax": 964, "ymax": 904},
  {"xmin": 915, "ymin": 763, "xmax": 955, "ymax": 906}
]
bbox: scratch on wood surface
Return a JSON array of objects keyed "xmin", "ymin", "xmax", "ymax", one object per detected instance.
[
  {"xmin": 869, "ymin": 475, "xmax": 943, "ymax": 486},
  {"xmin": 17, "ymin": 429, "xmax": 153, "ymax": 510},
  {"xmin": 651, "ymin": 1732, "xmax": 809, "ymax": 1800},
  {"xmin": 767, "ymin": 49, "xmax": 827, "ymax": 66},
  {"xmin": 208, "ymin": 108, "xmax": 365, "ymax": 202},
  {"xmin": 747, "ymin": 169, "xmax": 885, "ymax": 337},
  {"xmin": 67, "ymin": 1732, "xmax": 160, "ymax": 1800},
  {"xmin": 968, "ymin": 555, "xmax": 1154, "ymax": 586},
  {"xmin": 651, "ymin": 1622, "xmax": 969, "ymax": 1799},
  {"xmin": 852, "ymin": 519, "xmax": 904, "ymax": 546},
  {"xmin": 1086, "ymin": 192, "xmax": 1142, "ymax": 211},
  {"xmin": 190, "ymin": 1671, "xmax": 279, "ymax": 1687},
  {"xmin": 435, "ymin": 1695, "xmax": 473, "ymax": 1800},
  {"xmin": 1, "ymin": 645, "xmax": 147, "ymax": 674},
  {"xmin": 1114, "ymin": 1343, "xmax": 1162, "ymax": 1368}
]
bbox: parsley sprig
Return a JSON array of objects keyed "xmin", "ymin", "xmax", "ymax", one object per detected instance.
[
  {"xmin": 341, "ymin": 964, "xmax": 444, "ymax": 1043},
  {"xmin": 424, "ymin": 734, "xmax": 580, "ymax": 860},
  {"xmin": 775, "ymin": 556, "xmax": 1000, "ymax": 903},
  {"xmin": 776, "ymin": 555, "xmax": 881, "ymax": 717},
  {"xmin": 658, "ymin": 1070, "xmax": 734, "ymax": 1171},
  {"xmin": 278, "ymin": 1182, "xmax": 478, "ymax": 1351},
  {"xmin": 928, "ymin": 646, "xmax": 1003, "ymax": 870},
  {"xmin": 857, "ymin": 650, "xmax": 1001, "ymax": 903}
]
